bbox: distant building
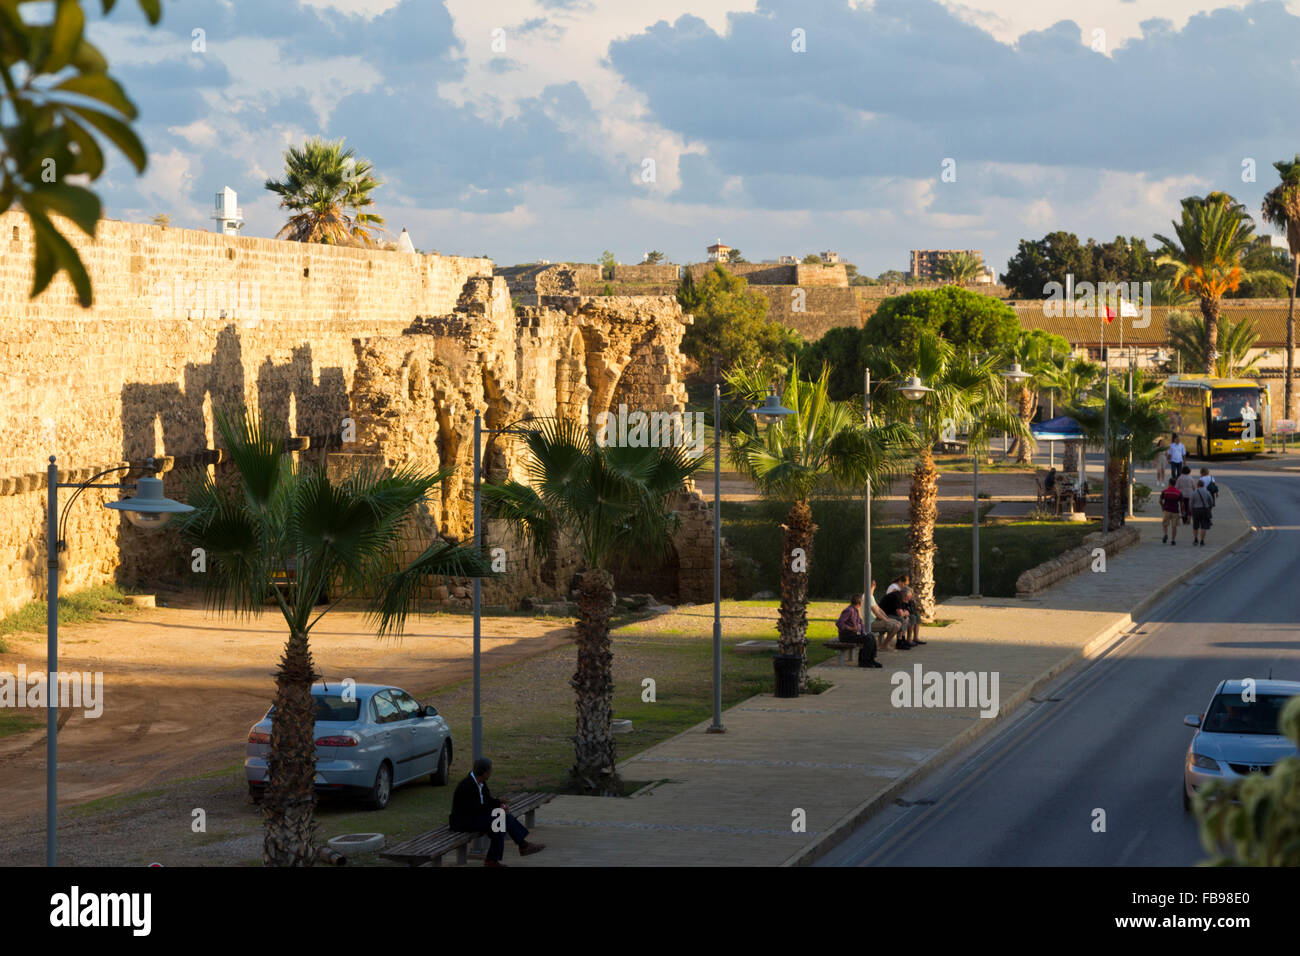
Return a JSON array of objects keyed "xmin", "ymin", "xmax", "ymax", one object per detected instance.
[
  {"xmin": 909, "ymin": 249, "xmax": 982, "ymax": 280},
  {"xmin": 819, "ymin": 251, "xmax": 840, "ymax": 264},
  {"xmin": 212, "ymin": 187, "xmax": 244, "ymax": 236},
  {"xmin": 706, "ymin": 239, "xmax": 731, "ymax": 262},
  {"xmin": 778, "ymin": 255, "xmax": 798, "ymax": 264}
]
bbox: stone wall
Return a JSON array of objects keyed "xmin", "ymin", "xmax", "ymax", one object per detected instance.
[
  {"xmin": 764, "ymin": 286, "xmax": 862, "ymax": 340},
  {"xmin": 612, "ymin": 263, "xmax": 680, "ymax": 284},
  {"xmin": 0, "ymin": 216, "xmax": 721, "ymax": 615},
  {"xmin": 686, "ymin": 262, "xmax": 796, "ymax": 285},
  {"xmin": 1014, "ymin": 527, "xmax": 1140, "ymax": 596}
]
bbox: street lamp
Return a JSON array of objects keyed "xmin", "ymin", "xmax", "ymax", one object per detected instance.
[
  {"xmin": 897, "ymin": 375, "xmax": 933, "ymax": 402},
  {"xmin": 46, "ymin": 455, "xmax": 192, "ymax": 866},
  {"xmin": 1001, "ymin": 362, "xmax": 1031, "ymax": 458},
  {"xmin": 471, "ymin": 411, "xmax": 537, "ymax": 763}
]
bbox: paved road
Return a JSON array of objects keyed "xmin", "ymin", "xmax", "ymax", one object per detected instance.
[{"xmin": 819, "ymin": 462, "xmax": 1300, "ymax": 866}]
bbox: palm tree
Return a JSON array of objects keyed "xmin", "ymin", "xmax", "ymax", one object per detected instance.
[
  {"xmin": 937, "ymin": 251, "xmax": 983, "ymax": 285},
  {"xmin": 875, "ymin": 337, "xmax": 1026, "ymax": 618},
  {"xmin": 1262, "ymin": 155, "xmax": 1300, "ymax": 419},
  {"xmin": 264, "ymin": 137, "xmax": 385, "ymax": 246},
  {"xmin": 483, "ymin": 417, "xmax": 701, "ymax": 794},
  {"xmin": 1156, "ymin": 192, "xmax": 1283, "ymax": 373},
  {"xmin": 724, "ymin": 362, "xmax": 910, "ymax": 685},
  {"xmin": 1067, "ymin": 371, "xmax": 1168, "ymax": 528},
  {"xmin": 1167, "ymin": 312, "xmax": 1269, "ymax": 378},
  {"xmin": 1040, "ymin": 355, "xmax": 1100, "ymax": 473},
  {"xmin": 177, "ymin": 410, "xmax": 492, "ymax": 866},
  {"xmin": 1002, "ymin": 330, "xmax": 1072, "ymax": 463}
]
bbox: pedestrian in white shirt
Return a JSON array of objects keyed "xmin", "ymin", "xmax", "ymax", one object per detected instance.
[{"xmin": 1167, "ymin": 432, "xmax": 1187, "ymax": 475}]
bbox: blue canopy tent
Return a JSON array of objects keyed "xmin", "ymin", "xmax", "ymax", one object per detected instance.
[{"xmin": 1031, "ymin": 416, "xmax": 1085, "ymax": 475}]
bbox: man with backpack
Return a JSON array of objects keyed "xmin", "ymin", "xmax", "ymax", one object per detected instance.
[
  {"xmin": 1199, "ymin": 467, "xmax": 1219, "ymax": 504},
  {"xmin": 1190, "ymin": 479, "xmax": 1215, "ymax": 546}
]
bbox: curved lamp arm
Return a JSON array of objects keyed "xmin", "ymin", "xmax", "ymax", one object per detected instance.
[{"xmin": 53, "ymin": 457, "xmax": 156, "ymax": 551}]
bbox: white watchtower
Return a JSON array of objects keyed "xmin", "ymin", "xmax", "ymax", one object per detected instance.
[{"xmin": 213, "ymin": 187, "xmax": 245, "ymax": 236}]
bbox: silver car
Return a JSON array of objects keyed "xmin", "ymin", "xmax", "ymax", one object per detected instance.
[
  {"xmin": 1182, "ymin": 678, "xmax": 1300, "ymax": 811},
  {"xmin": 246, "ymin": 682, "xmax": 453, "ymax": 810}
]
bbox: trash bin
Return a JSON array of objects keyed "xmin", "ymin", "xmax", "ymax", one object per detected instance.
[{"xmin": 773, "ymin": 654, "xmax": 802, "ymax": 698}]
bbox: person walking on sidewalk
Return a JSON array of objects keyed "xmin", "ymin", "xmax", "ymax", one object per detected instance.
[
  {"xmin": 449, "ymin": 757, "xmax": 546, "ymax": 866},
  {"xmin": 1159, "ymin": 476, "xmax": 1184, "ymax": 545},
  {"xmin": 836, "ymin": 592, "xmax": 885, "ymax": 667},
  {"xmin": 1190, "ymin": 479, "xmax": 1215, "ymax": 546},
  {"xmin": 1168, "ymin": 433, "xmax": 1187, "ymax": 476},
  {"xmin": 1199, "ymin": 466, "xmax": 1219, "ymax": 504},
  {"xmin": 1176, "ymin": 465, "xmax": 1198, "ymax": 527}
]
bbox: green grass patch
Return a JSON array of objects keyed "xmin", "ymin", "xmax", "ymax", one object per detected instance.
[
  {"xmin": 0, "ymin": 711, "xmax": 42, "ymax": 738},
  {"xmin": 723, "ymin": 497, "xmax": 1097, "ymax": 600},
  {"xmin": 0, "ymin": 584, "xmax": 131, "ymax": 648}
]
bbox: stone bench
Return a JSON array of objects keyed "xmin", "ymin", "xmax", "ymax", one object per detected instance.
[{"xmin": 824, "ymin": 639, "xmax": 859, "ymax": 666}]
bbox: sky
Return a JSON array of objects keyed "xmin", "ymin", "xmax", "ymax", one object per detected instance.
[{"xmin": 83, "ymin": 0, "xmax": 1300, "ymax": 275}]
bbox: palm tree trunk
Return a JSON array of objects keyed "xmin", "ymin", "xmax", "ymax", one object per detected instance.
[
  {"xmin": 262, "ymin": 627, "xmax": 320, "ymax": 867},
  {"xmin": 1202, "ymin": 296, "xmax": 1221, "ymax": 375},
  {"xmin": 907, "ymin": 449, "xmax": 939, "ymax": 619},
  {"xmin": 1063, "ymin": 439, "xmax": 1078, "ymax": 473},
  {"xmin": 1107, "ymin": 454, "xmax": 1127, "ymax": 528},
  {"xmin": 1287, "ymin": 256, "xmax": 1297, "ymax": 420},
  {"xmin": 1013, "ymin": 387, "xmax": 1036, "ymax": 464},
  {"xmin": 777, "ymin": 500, "xmax": 815, "ymax": 686},
  {"xmin": 572, "ymin": 567, "xmax": 619, "ymax": 795}
]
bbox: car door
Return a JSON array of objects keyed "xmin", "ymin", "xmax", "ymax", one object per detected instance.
[
  {"xmin": 370, "ymin": 690, "xmax": 408, "ymax": 779},
  {"xmin": 390, "ymin": 688, "xmax": 438, "ymax": 780}
]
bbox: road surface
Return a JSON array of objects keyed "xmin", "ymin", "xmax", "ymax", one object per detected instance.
[{"xmin": 819, "ymin": 462, "xmax": 1300, "ymax": 866}]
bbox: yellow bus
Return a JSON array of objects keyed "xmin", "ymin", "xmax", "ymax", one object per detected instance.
[{"xmin": 1163, "ymin": 375, "xmax": 1269, "ymax": 458}]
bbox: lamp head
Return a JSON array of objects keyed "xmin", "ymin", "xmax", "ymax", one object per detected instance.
[
  {"xmin": 897, "ymin": 375, "xmax": 933, "ymax": 401},
  {"xmin": 749, "ymin": 392, "xmax": 795, "ymax": 424},
  {"xmin": 104, "ymin": 474, "xmax": 194, "ymax": 529}
]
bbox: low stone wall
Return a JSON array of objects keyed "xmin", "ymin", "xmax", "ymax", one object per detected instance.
[
  {"xmin": 613, "ymin": 263, "xmax": 680, "ymax": 283},
  {"xmin": 1015, "ymin": 527, "xmax": 1140, "ymax": 596}
]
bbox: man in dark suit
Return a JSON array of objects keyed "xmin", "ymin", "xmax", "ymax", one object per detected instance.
[{"xmin": 449, "ymin": 756, "xmax": 545, "ymax": 866}]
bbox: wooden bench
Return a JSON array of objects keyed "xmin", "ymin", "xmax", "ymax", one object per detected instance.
[
  {"xmin": 378, "ymin": 791, "xmax": 555, "ymax": 867},
  {"xmin": 825, "ymin": 639, "xmax": 858, "ymax": 666}
]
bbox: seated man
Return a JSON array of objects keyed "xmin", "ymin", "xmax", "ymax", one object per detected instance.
[
  {"xmin": 449, "ymin": 757, "xmax": 545, "ymax": 867},
  {"xmin": 836, "ymin": 592, "xmax": 883, "ymax": 668},
  {"xmin": 878, "ymin": 585, "xmax": 916, "ymax": 649}
]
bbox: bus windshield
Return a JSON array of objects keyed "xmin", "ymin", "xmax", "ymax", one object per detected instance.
[{"xmin": 1209, "ymin": 388, "xmax": 1260, "ymax": 440}]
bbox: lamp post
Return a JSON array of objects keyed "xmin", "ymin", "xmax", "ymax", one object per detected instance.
[
  {"xmin": 1103, "ymin": 347, "xmax": 1111, "ymax": 534},
  {"xmin": 471, "ymin": 411, "xmax": 536, "ymax": 763},
  {"xmin": 1126, "ymin": 348, "xmax": 1135, "ymax": 518},
  {"xmin": 710, "ymin": 384, "xmax": 725, "ymax": 733},
  {"xmin": 744, "ymin": 387, "xmax": 795, "ymax": 691},
  {"xmin": 47, "ymin": 456, "xmax": 192, "ymax": 866},
  {"xmin": 863, "ymin": 370, "xmax": 871, "ymax": 606}
]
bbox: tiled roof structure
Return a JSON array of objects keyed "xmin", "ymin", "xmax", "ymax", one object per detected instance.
[{"xmin": 1013, "ymin": 303, "xmax": 1296, "ymax": 347}]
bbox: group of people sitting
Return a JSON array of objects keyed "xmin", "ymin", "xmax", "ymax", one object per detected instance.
[{"xmin": 834, "ymin": 574, "xmax": 925, "ymax": 668}]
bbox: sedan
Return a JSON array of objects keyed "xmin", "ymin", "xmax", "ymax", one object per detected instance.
[
  {"xmin": 246, "ymin": 682, "xmax": 453, "ymax": 810},
  {"xmin": 1182, "ymin": 678, "xmax": 1300, "ymax": 811}
]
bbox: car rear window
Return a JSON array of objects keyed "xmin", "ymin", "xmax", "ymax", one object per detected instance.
[
  {"xmin": 267, "ymin": 696, "xmax": 361, "ymax": 722},
  {"xmin": 1202, "ymin": 693, "xmax": 1294, "ymax": 735}
]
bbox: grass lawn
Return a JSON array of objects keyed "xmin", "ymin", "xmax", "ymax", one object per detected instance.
[
  {"xmin": 0, "ymin": 584, "xmax": 134, "ymax": 652},
  {"xmin": 723, "ymin": 497, "xmax": 1098, "ymax": 599},
  {"xmin": 51, "ymin": 600, "xmax": 841, "ymax": 865},
  {"xmin": 0, "ymin": 711, "xmax": 42, "ymax": 739}
]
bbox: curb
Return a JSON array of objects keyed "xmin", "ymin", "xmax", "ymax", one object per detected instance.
[{"xmin": 781, "ymin": 489, "xmax": 1256, "ymax": 867}]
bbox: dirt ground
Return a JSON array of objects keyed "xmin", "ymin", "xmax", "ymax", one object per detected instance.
[{"xmin": 0, "ymin": 591, "xmax": 572, "ymax": 837}]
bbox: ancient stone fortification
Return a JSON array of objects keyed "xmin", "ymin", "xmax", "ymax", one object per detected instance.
[{"xmin": 0, "ymin": 215, "xmax": 726, "ymax": 615}]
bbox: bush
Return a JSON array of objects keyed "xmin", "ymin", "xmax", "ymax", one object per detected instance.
[{"xmin": 679, "ymin": 264, "xmax": 801, "ymax": 377}]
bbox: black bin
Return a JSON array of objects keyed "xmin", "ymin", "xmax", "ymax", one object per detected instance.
[{"xmin": 773, "ymin": 654, "xmax": 802, "ymax": 698}]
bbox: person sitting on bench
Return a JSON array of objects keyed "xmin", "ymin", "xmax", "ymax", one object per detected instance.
[
  {"xmin": 449, "ymin": 757, "xmax": 545, "ymax": 866},
  {"xmin": 836, "ymin": 591, "xmax": 883, "ymax": 668}
]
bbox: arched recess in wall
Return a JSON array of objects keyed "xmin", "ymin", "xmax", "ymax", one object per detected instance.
[
  {"xmin": 608, "ymin": 331, "xmax": 661, "ymax": 415},
  {"xmin": 579, "ymin": 326, "xmax": 625, "ymax": 429},
  {"xmin": 555, "ymin": 327, "xmax": 590, "ymax": 423}
]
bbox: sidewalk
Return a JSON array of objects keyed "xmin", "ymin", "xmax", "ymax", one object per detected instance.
[{"xmin": 502, "ymin": 488, "xmax": 1253, "ymax": 867}]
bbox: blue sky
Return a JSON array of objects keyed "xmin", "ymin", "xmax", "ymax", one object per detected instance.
[{"xmin": 86, "ymin": 0, "xmax": 1300, "ymax": 275}]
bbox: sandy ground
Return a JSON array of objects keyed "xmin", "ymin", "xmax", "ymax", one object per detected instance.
[{"xmin": 0, "ymin": 592, "xmax": 572, "ymax": 830}]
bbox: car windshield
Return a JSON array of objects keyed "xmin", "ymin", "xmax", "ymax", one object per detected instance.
[
  {"xmin": 267, "ymin": 695, "xmax": 361, "ymax": 722},
  {"xmin": 1201, "ymin": 693, "xmax": 1293, "ymax": 735}
]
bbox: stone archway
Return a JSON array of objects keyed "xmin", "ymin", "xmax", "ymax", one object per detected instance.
[{"xmin": 555, "ymin": 327, "xmax": 591, "ymax": 422}]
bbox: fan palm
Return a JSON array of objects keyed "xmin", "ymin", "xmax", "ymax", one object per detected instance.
[
  {"xmin": 874, "ymin": 337, "xmax": 1026, "ymax": 618},
  {"xmin": 177, "ymin": 410, "xmax": 493, "ymax": 866},
  {"xmin": 1039, "ymin": 355, "xmax": 1100, "ymax": 473},
  {"xmin": 1002, "ymin": 330, "xmax": 1072, "ymax": 463},
  {"xmin": 937, "ymin": 251, "xmax": 983, "ymax": 285},
  {"xmin": 483, "ymin": 417, "xmax": 702, "ymax": 794},
  {"xmin": 1262, "ymin": 154, "xmax": 1300, "ymax": 419},
  {"xmin": 1067, "ymin": 371, "xmax": 1168, "ymax": 528},
  {"xmin": 264, "ymin": 137, "xmax": 385, "ymax": 246},
  {"xmin": 1167, "ymin": 311, "xmax": 1268, "ymax": 378},
  {"xmin": 1156, "ymin": 192, "xmax": 1284, "ymax": 373},
  {"xmin": 724, "ymin": 362, "xmax": 911, "ymax": 685}
]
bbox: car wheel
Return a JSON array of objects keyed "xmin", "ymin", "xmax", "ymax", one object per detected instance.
[
  {"xmin": 430, "ymin": 742, "xmax": 451, "ymax": 786},
  {"xmin": 366, "ymin": 763, "xmax": 393, "ymax": 811},
  {"xmin": 1182, "ymin": 783, "xmax": 1191, "ymax": 813}
]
